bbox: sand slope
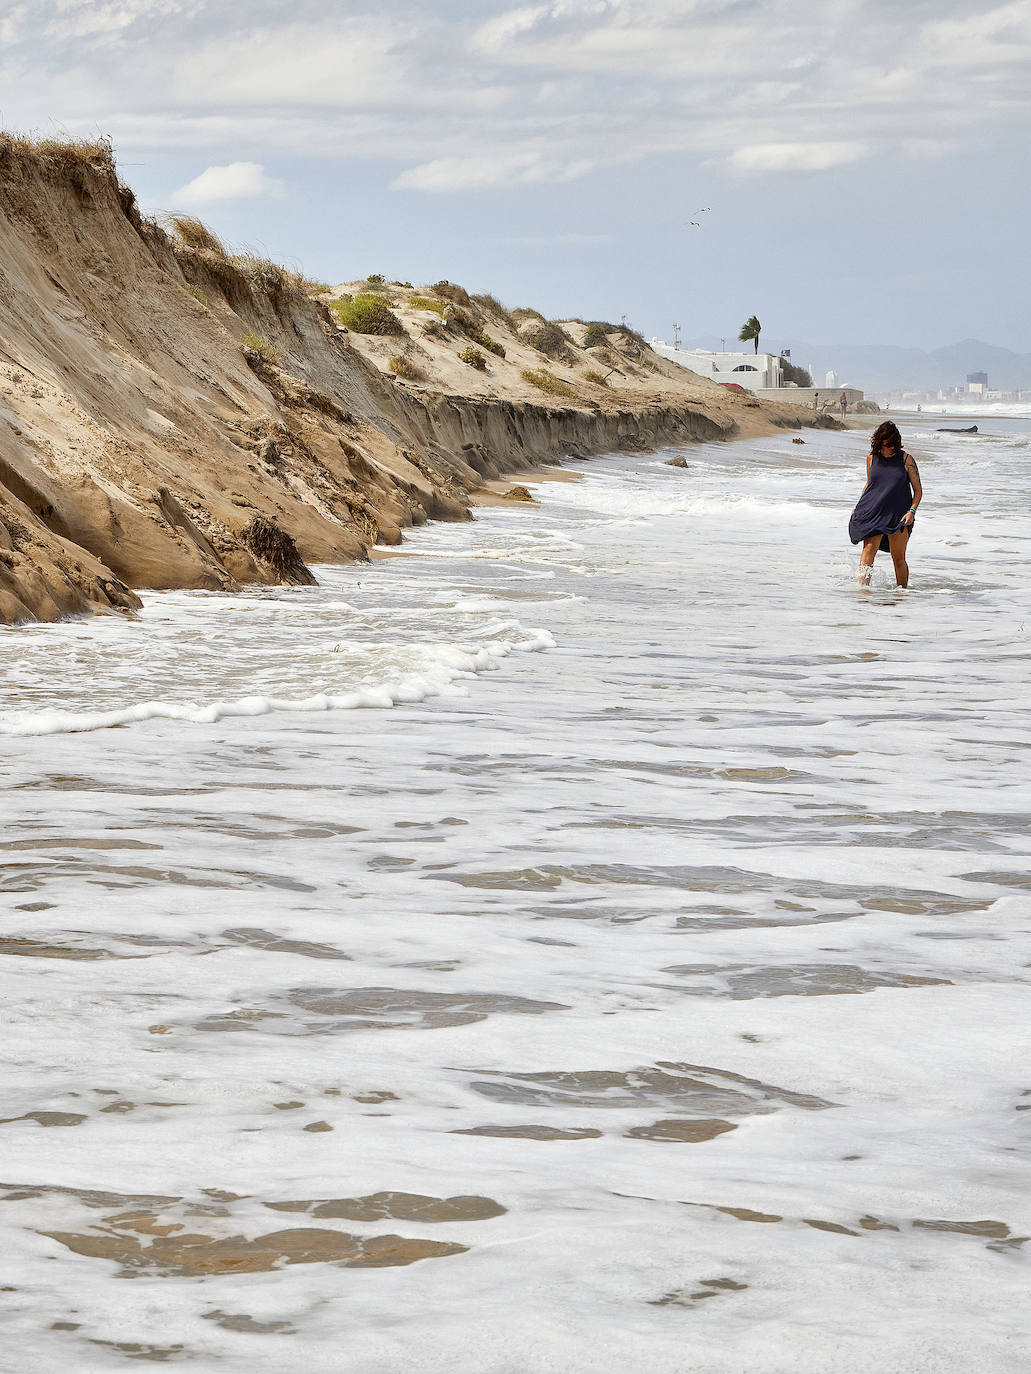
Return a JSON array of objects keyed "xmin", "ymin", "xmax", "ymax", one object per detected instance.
[{"xmin": 0, "ymin": 138, "xmax": 837, "ymax": 624}]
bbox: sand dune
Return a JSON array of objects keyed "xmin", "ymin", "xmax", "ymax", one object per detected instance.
[{"xmin": 0, "ymin": 137, "xmax": 837, "ymax": 624}]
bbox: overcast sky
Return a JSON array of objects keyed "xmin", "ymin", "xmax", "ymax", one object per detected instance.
[{"xmin": 2, "ymin": 0, "xmax": 1029, "ymax": 350}]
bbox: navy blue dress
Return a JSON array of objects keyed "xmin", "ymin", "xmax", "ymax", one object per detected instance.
[{"xmin": 849, "ymin": 451, "xmax": 914, "ymax": 551}]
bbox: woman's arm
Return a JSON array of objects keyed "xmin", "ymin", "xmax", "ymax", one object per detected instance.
[{"xmin": 903, "ymin": 454, "xmax": 922, "ymax": 526}]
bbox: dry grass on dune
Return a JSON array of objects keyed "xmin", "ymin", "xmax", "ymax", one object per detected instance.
[
  {"xmin": 470, "ymin": 292, "xmax": 516, "ymax": 330},
  {"xmin": 0, "ymin": 131, "xmax": 115, "ymax": 170},
  {"xmin": 162, "ymin": 215, "xmax": 325, "ymax": 306},
  {"xmin": 521, "ymin": 368, "xmax": 577, "ymax": 398},
  {"xmin": 163, "ymin": 214, "xmax": 229, "ymax": 257}
]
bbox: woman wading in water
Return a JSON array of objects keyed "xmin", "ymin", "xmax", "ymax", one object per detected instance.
[{"xmin": 849, "ymin": 421, "xmax": 922, "ymax": 587}]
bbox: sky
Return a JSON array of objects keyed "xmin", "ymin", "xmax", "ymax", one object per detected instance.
[{"xmin": 1, "ymin": 0, "xmax": 1030, "ymax": 352}]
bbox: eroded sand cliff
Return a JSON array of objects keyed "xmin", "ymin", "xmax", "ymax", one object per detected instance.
[{"xmin": 0, "ymin": 137, "xmax": 837, "ymax": 624}]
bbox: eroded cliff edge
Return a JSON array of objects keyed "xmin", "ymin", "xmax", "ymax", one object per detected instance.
[{"xmin": 0, "ymin": 138, "xmax": 837, "ymax": 624}]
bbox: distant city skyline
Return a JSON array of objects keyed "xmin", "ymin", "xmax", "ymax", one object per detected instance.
[{"xmin": 2, "ymin": 1, "xmax": 1029, "ymax": 351}]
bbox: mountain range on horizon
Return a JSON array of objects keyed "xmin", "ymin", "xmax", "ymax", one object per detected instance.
[{"xmin": 680, "ymin": 336, "xmax": 1031, "ymax": 394}]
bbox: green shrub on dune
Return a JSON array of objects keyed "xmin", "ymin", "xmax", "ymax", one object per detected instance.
[
  {"xmin": 582, "ymin": 321, "xmax": 613, "ymax": 348},
  {"xmin": 476, "ymin": 332, "xmax": 505, "ymax": 358},
  {"xmin": 361, "ymin": 273, "xmax": 394, "ymax": 295},
  {"xmin": 330, "ymin": 294, "xmax": 405, "ymax": 336},
  {"xmin": 432, "ymin": 280, "xmax": 472, "ymax": 305},
  {"xmin": 453, "ymin": 312, "xmax": 505, "ymax": 357},
  {"xmin": 524, "ymin": 320, "xmax": 571, "ymax": 358}
]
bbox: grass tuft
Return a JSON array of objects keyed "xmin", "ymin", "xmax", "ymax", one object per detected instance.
[
  {"xmin": 521, "ymin": 368, "xmax": 576, "ymax": 398},
  {"xmin": 185, "ymin": 284, "xmax": 209, "ymax": 308},
  {"xmin": 582, "ymin": 368, "xmax": 608, "ymax": 387},
  {"xmin": 241, "ymin": 329, "xmax": 282, "ymax": 364},
  {"xmin": 387, "ymin": 355, "xmax": 425, "ymax": 381},
  {"xmin": 460, "ymin": 346, "xmax": 487, "ymax": 370},
  {"xmin": 0, "ymin": 132, "xmax": 114, "ymax": 171},
  {"xmin": 232, "ymin": 255, "xmax": 294, "ymax": 296},
  {"xmin": 409, "ymin": 295, "xmax": 447, "ymax": 316},
  {"xmin": 164, "ymin": 214, "xmax": 229, "ymax": 257},
  {"xmin": 471, "ymin": 292, "xmax": 515, "ymax": 329},
  {"xmin": 297, "ymin": 276, "xmax": 332, "ymax": 295}
]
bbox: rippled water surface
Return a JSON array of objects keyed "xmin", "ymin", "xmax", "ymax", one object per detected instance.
[{"xmin": 2, "ymin": 421, "xmax": 1029, "ymax": 1372}]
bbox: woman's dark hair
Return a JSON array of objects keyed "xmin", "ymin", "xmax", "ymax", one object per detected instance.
[{"xmin": 871, "ymin": 421, "xmax": 902, "ymax": 457}]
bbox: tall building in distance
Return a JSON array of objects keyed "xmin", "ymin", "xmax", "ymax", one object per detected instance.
[{"xmin": 966, "ymin": 371, "xmax": 988, "ymax": 396}]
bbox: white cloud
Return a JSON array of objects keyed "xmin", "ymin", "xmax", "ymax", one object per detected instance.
[
  {"xmin": 46, "ymin": 0, "xmax": 193, "ymax": 38},
  {"xmin": 171, "ymin": 161, "xmax": 285, "ymax": 206},
  {"xmin": 728, "ymin": 141, "xmax": 869, "ymax": 174},
  {"xmin": 922, "ymin": 0, "xmax": 1031, "ymax": 66},
  {"xmin": 0, "ymin": 5, "xmax": 28, "ymax": 43},
  {"xmin": 0, "ymin": 0, "xmax": 1026, "ymax": 195},
  {"xmin": 393, "ymin": 152, "xmax": 595, "ymax": 192}
]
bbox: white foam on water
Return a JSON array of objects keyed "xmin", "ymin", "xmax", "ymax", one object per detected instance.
[
  {"xmin": 0, "ymin": 627, "xmax": 555, "ymax": 737},
  {"xmin": 1, "ymin": 419, "xmax": 1030, "ymax": 1371}
]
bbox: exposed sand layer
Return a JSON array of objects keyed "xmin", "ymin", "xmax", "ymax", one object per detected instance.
[{"xmin": 0, "ymin": 137, "xmax": 840, "ymax": 624}]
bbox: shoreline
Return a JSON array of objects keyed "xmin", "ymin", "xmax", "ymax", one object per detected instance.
[{"xmin": 0, "ymin": 137, "xmax": 842, "ymax": 627}]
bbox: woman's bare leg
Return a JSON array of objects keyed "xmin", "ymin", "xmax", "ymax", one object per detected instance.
[
  {"xmin": 859, "ymin": 535, "xmax": 880, "ymax": 585},
  {"xmin": 888, "ymin": 529, "xmax": 910, "ymax": 588}
]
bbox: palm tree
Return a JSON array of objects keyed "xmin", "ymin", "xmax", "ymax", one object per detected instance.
[{"xmin": 738, "ymin": 315, "xmax": 762, "ymax": 354}]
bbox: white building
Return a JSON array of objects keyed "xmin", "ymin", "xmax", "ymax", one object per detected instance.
[
  {"xmin": 825, "ymin": 370, "xmax": 838, "ymax": 388},
  {"xmin": 651, "ymin": 341, "xmax": 783, "ymax": 391}
]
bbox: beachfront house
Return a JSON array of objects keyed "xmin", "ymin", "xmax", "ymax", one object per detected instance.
[{"xmin": 650, "ymin": 341, "xmax": 784, "ymax": 391}]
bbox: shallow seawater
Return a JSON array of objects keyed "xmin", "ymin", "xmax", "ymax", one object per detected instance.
[{"xmin": 1, "ymin": 421, "xmax": 1029, "ymax": 1372}]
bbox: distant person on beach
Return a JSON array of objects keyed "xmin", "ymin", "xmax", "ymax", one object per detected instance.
[
  {"xmin": 848, "ymin": 421, "xmax": 922, "ymax": 588},
  {"xmin": 839, "ymin": 393, "xmax": 847, "ymax": 419}
]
